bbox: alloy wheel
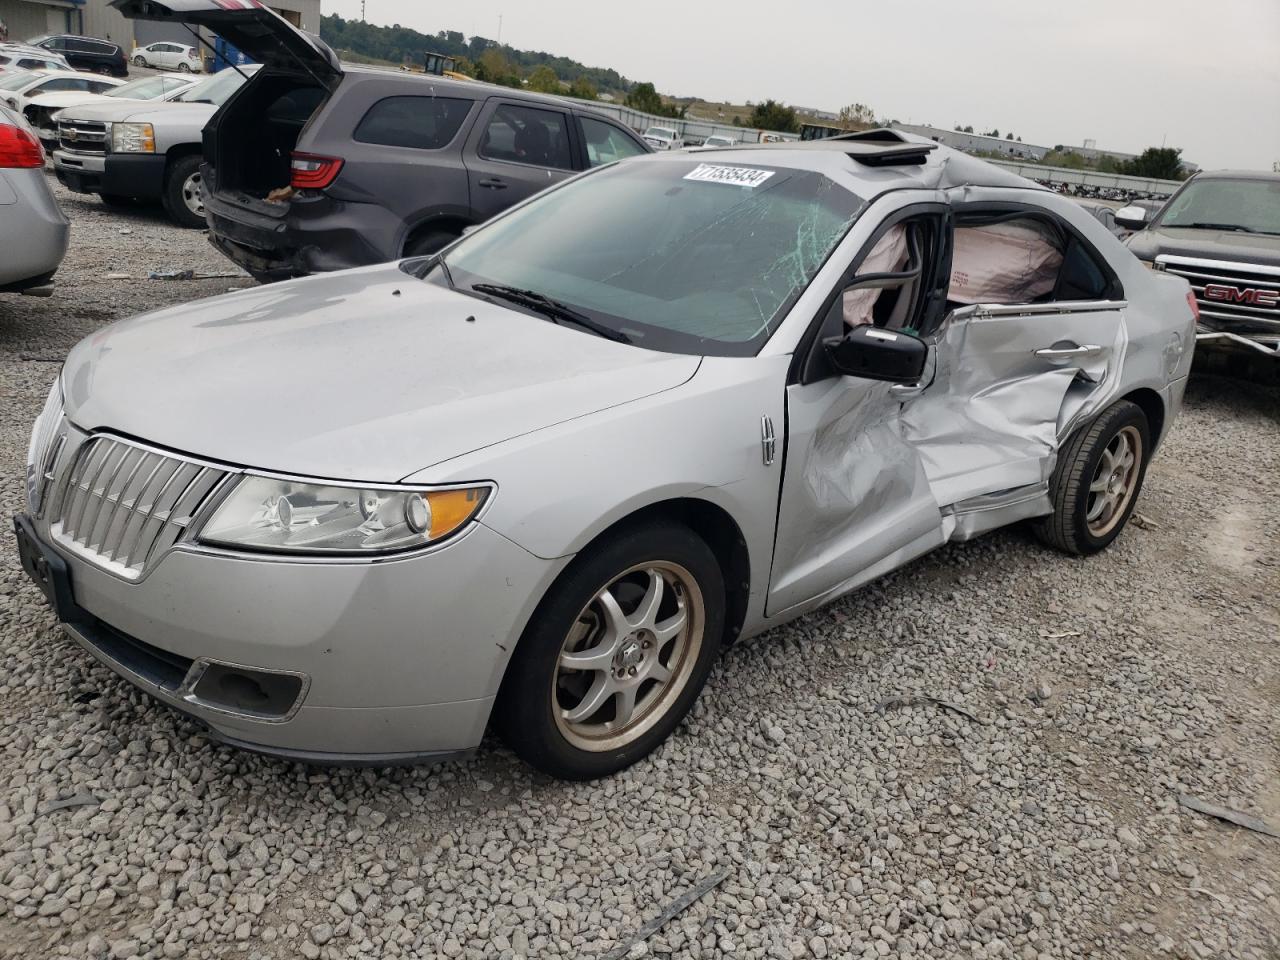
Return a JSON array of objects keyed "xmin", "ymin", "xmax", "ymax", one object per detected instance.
[
  {"xmin": 1086, "ymin": 425, "xmax": 1142, "ymax": 537},
  {"xmin": 553, "ymin": 561, "xmax": 704, "ymax": 752},
  {"xmin": 181, "ymin": 171, "xmax": 204, "ymax": 218}
]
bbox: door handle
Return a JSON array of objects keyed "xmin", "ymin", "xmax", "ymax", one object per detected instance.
[
  {"xmin": 1034, "ymin": 344, "xmax": 1103, "ymax": 360},
  {"xmin": 888, "ymin": 383, "xmax": 925, "ymax": 400},
  {"xmin": 478, "ymin": 178, "xmax": 507, "ymax": 189}
]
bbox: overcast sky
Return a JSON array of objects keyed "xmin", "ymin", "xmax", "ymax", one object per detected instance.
[{"xmin": 325, "ymin": 0, "xmax": 1279, "ymax": 171}]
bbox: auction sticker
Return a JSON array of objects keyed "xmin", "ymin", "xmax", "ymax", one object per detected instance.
[{"xmin": 683, "ymin": 163, "xmax": 776, "ymax": 188}]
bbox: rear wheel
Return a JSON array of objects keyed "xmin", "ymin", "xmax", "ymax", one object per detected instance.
[
  {"xmin": 162, "ymin": 155, "xmax": 206, "ymax": 229},
  {"xmin": 178, "ymin": 62, "xmax": 191, "ymax": 73},
  {"xmin": 1033, "ymin": 400, "xmax": 1151, "ymax": 556},
  {"xmin": 497, "ymin": 523, "xmax": 725, "ymax": 780}
]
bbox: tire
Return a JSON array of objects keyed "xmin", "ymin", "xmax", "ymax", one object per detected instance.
[
  {"xmin": 1033, "ymin": 399, "xmax": 1151, "ymax": 556},
  {"xmin": 133, "ymin": 55, "xmax": 148, "ymax": 68},
  {"xmin": 403, "ymin": 228, "xmax": 459, "ymax": 258},
  {"xmin": 497, "ymin": 522, "xmax": 725, "ymax": 780},
  {"xmin": 161, "ymin": 155, "xmax": 206, "ymax": 229},
  {"xmin": 178, "ymin": 62, "xmax": 191, "ymax": 73}
]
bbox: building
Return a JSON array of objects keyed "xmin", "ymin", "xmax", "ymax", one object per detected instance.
[
  {"xmin": 1, "ymin": 0, "xmax": 319, "ymax": 50},
  {"xmin": 889, "ymin": 122, "xmax": 1050, "ymax": 161}
]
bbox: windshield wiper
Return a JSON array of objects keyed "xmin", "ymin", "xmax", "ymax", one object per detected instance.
[
  {"xmin": 1181, "ymin": 222, "xmax": 1256, "ymax": 233},
  {"xmin": 470, "ymin": 283, "xmax": 631, "ymax": 343}
]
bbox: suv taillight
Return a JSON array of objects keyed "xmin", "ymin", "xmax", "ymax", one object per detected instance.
[
  {"xmin": 1186, "ymin": 289, "xmax": 1200, "ymax": 323},
  {"xmin": 290, "ymin": 152, "xmax": 344, "ymax": 190},
  {"xmin": 0, "ymin": 122, "xmax": 44, "ymax": 168}
]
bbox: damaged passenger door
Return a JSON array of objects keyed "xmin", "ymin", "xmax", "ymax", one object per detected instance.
[
  {"xmin": 898, "ymin": 203, "xmax": 1129, "ymax": 511},
  {"xmin": 766, "ymin": 203, "xmax": 953, "ymax": 618}
]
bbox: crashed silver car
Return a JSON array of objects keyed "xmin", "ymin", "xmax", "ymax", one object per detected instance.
[{"xmin": 17, "ymin": 132, "xmax": 1196, "ymax": 779}]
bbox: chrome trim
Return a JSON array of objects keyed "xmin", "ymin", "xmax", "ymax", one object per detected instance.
[
  {"xmin": 1189, "ymin": 299, "xmax": 1280, "ymax": 322},
  {"xmin": 760, "ymin": 415, "xmax": 776, "ymax": 466},
  {"xmin": 178, "ymin": 658, "xmax": 311, "ymax": 724},
  {"xmin": 1034, "ymin": 344, "xmax": 1104, "ymax": 360},
  {"xmin": 1156, "ymin": 254, "xmax": 1280, "ymax": 279},
  {"xmin": 1167, "ymin": 268, "xmax": 1280, "ymax": 288},
  {"xmin": 974, "ymin": 300, "xmax": 1127, "ymax": 319}
]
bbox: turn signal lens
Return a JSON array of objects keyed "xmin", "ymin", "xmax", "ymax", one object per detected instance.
[
  {"xmin": 0, "ymin": 122, "xmax": 44, "ymax": 168},
  {"xmin": 1186, "ymin": 290, "xmax": 1200, "ymax": 323},
  {"xmin": 290, "ymin": 152, "xmax": 344, "ymax": 190},
  {"xmin": 423, "ymin": 488, "xmax": 489, "ymax": 541}
]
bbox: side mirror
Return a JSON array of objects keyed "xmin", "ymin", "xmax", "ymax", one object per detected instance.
[
  {"xmin": 1115, "ymin": 205, "xmax": 1149, "ymax": 231},
  {"xmin": 825, "ymin": 325, "xmax": 928, "ymax": 384}
]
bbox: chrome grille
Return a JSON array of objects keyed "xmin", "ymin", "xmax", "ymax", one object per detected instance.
[
  {"xmin": 49, "ymin": 437, "xmax": 228, "ymax": 580},
  {"xmin": 58, "ymin": 119, "xmax": 107, "ymax": 155},
  {"xmin": 1158, "ymin": 255, "xmax": 1280, "ymax": 339}
]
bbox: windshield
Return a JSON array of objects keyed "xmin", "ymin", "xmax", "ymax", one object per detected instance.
[
  {"xmin": 434, "ymin": 158, "xmax": 866, "ymax": 356},
  {"xmin": 174, "ymin": 67, "xmax": 250, "ymax": 106},
  {"xmin": 106, "ymin": 76, "xmax": 172, "ymax": 99},
  {"xmin": 1156, "ymin": 178, "xmax": 1280, "ymax": 236},
  {"xmin": 645, "ymin": 127, "xmax": 675, "ymax": 139},
  {"xmin": 0, "ymin": 70, "xmax": 38, "ymax": 91}
]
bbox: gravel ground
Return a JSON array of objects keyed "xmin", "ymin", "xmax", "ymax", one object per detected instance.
[{"xmin": 0, "ymin": 174, "xmax": 1278, "ymax": 960}]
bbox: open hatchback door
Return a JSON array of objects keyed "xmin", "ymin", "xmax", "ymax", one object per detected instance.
[{"xmin": 110, "ymin": 0, "xmax": 342, "ymax": 84}]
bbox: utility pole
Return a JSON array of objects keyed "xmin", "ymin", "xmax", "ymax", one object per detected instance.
[
  {"xmin": 361, "ymin": 0, "xmax": 366, "ymax": 21},
  {"xmin": 497, "ymin": 14, "xmax": 503, "ymax": 45}
]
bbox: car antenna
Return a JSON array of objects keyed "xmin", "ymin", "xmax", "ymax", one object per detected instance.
[{"xmin": 182, "ymin": 23, "xmax": 250, "ymax": 81}]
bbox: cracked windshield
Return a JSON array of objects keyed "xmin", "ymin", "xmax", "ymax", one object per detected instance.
[{"xmin": 435, "ymin": 160, "xmax": 865, "ymax": 354}]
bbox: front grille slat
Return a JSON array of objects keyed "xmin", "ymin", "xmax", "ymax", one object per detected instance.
[
  {"xmin": 1160, "ymin": 256, "xmax": 1280, "ymax": 334},
  {"xmin": 51, "ymin": 437, "xmax": 230, "ymax": 580},
  {"xmin": 58, "ymin": 119, "xmax": 107, "ymax": 155}
]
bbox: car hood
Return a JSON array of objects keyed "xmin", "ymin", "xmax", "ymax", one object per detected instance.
[
  {"xmin": 1127, "ymin": 225, "xmax": 1280, "ymax": 267},
  {"xmin": 31, "ymin": 91, "xmax": 120, "ymax": 111},
  {"xmin": 61, "ymin": 264, "xmax": 701, "ymax": 482},
  {"xmin": 53, "ymin": 99, "xmax": 214, "ymax": 124}
]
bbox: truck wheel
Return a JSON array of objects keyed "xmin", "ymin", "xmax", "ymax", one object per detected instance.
[
  {"xmin": 1033, "ymin": 400, "xmax": 1151, "ymax": 556},
  {"xmin": 497, "ymin": 522, "xmax": 725, "ymax": 780},
  {"xmin": 162, "ymin": 155, "xmax": 206, "ymax": 229}
]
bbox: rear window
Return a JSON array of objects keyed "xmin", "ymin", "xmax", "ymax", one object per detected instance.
[{"xmin": 354, "ymin": 96, "xmax": 472, "ymax": 150}]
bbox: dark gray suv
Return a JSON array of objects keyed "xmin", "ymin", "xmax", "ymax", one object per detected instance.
[{"xmin": 115, "ymin": 0, "xmax": 651, "ymax": 281}]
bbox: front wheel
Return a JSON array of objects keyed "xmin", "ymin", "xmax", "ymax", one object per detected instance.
[
  {"xmin": 133, "ymin": 55, "xmax": 148, "ymax": 68},
  {"xmin": 162, "ymin": 155, "xmax": 206, "ymax": 229},
  {"xmin": 1033, "ymin": 399, "xmax": 1151, "ymax": 556},
  {"xmin": 497, "ymin": 523, "xmax": 725, "ymax": 780}
]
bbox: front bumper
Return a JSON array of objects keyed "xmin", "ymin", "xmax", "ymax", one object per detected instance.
[
  {"xmin": 54, "ymin": 151, "xmax": 166, "ymax": 200},
  {"xmin": 14, "ymin": 508, "xmax": 559, "ymax": 765},
  {"xmin": 1195, "ymin": 328, "xmax": 1280, "ymax": 359}
]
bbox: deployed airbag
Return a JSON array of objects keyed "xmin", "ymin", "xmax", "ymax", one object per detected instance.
[
  {"xmin": 949, "ymin": 221, "xmax": 1062, "ymax": 305},
  {"xmin": 843, "ymin": 225, "xmax": 908, "ymax": 326}
]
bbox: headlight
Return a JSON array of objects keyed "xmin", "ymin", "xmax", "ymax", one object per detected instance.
[
  {"xmin": 197, "ymin": 476, "xmax": 491, "ymax": 555},
  {"xmin": 110, "ymin": 122, "xmax": 155, "ymax": 154}
]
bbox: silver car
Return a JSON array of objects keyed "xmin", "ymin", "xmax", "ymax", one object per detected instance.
[
  {"xmin": 0, "ymin": 103, "xmax": 68, "ymax": 296},
  {"xmin": 17, "ymin": 133, "xmax": 1196, "ymax": 779}
]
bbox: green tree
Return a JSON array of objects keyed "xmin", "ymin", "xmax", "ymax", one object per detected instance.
[
  {"xmin": 452, "ymin": 56, "xmax": 476, "ymax": 78},
  {"xmin": 527, "ymin": 65, "xmax": 560, "ymax": 93},
  {"xmin": 749, "ymin": 99, "xmax": 799, "ymax": 133},
  {"xmin": 837, "ymin": 102, "xmax": 876, "ymax": 129},
  {"xmin": 568, "ymin": 75, "xmax": 597, "ymax": 100},
  {"xmin": 625, "ymin": 81, "xmax": 664, "ymax": 114},
  {"xmin": 1121, "ymin": 146, "xmax": 1185, "ymax": 180},
  {"xmin": 1006, "ymin": 132, "xmax": 1014, "ymax": 140},
  {"xmin": 963, "ymin": 125, "xmax": 974, "ymax": 133}
]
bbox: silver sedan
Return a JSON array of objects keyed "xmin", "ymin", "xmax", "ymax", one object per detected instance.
[
  {"xmin": 0, "ymin": 103, "xmax": 67, "ymax": 295},
  {"xmin": 18, "ymin": 133, "xmax": 1196, "ymax": 779}
]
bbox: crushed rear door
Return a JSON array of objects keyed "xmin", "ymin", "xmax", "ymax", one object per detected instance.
[{"xmin": 110, "ymin": 0, "xmax": 341, "ymax": 83}]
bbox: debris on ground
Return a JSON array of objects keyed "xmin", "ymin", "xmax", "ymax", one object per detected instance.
[
  {"xmin": 599, "ymin": 870, "xmax": 728, "ymax": 960},
  {"xmin": 872, "ymin": 695, "xmax": 984, "ymax": 724},
  {"xmin": 1178, "ymin": 795, "xmax": 1280, "ymax": 839},
  {"xmin": 37, "ymin": 792, "xmax": 99, "ymax": 817},
  {"xmin": 1131, "ymin": 513, "xmax": 1160, "ymax": 530}
]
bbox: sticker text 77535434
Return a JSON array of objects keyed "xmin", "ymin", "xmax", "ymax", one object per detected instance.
[{"xmin": 683, "ymin": 163, "xmax": 776, "ymax": 188}]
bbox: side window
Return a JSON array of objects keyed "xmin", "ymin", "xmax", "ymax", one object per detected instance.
[
  {"xmin": 39, "ymin": 78, "xmax": 90, "ymax": 93},
  {"xmin": 803, "ymin": 212, "xmax": 949, "ymax": 384},
  {"xmin": 948, "ymin": 213, "xmax": 1118, "ymax": 306},
  {"xmin": 479, "ymin": 103, "xmax": 573, "ymax": 170},
  {"xmin": 87, "ymin": 80, "xmax": 116, "ymax": 94},
  {"xmin": 353, "ymin": 96, "xmax": 472, "ymax": 150},
  {"xmin": 579, "ymin": 116, "xmax": 645, "ymax": 168}
]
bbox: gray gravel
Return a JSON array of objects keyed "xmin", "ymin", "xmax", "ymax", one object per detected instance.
[{"xmin": 1, "ymin": 173, "xmax": 1278, "ymax": 959}]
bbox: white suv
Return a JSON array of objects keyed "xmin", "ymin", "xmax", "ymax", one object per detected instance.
[{"xmin": 642, "ymin": 125, "xmax": 681, "ymax": 150}]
